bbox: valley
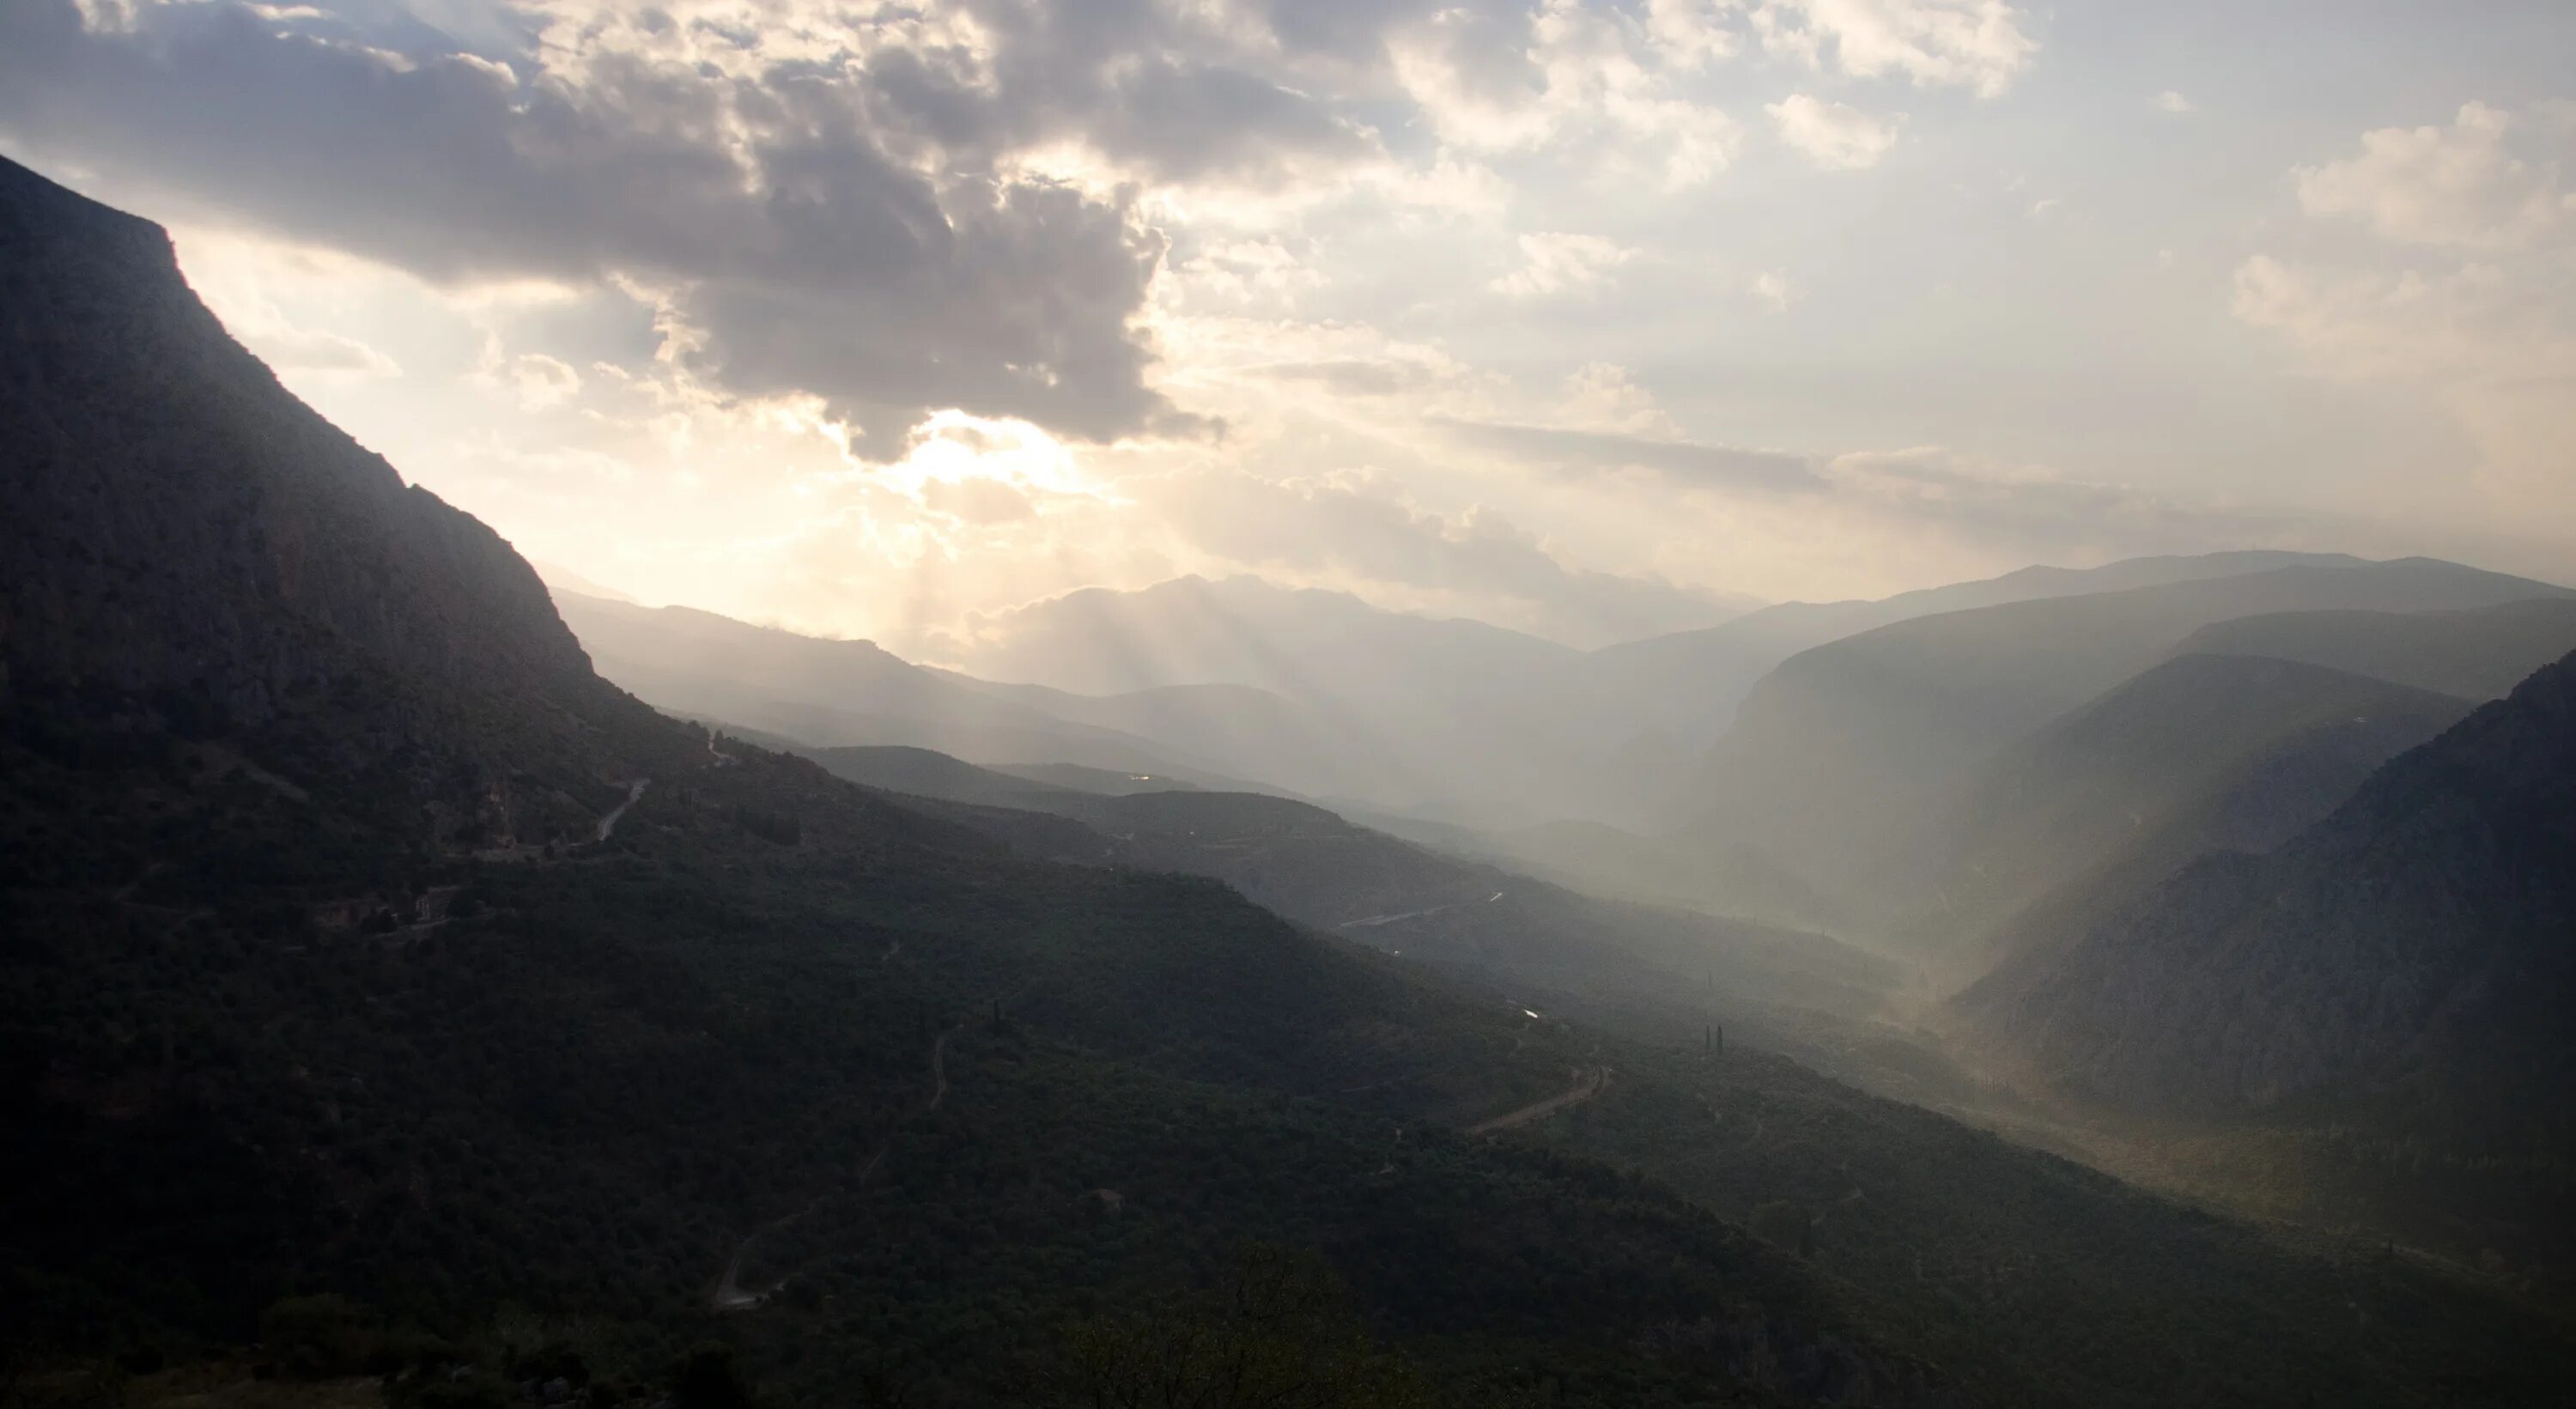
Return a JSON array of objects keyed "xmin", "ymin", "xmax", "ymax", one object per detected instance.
[{"xmin": 8, "ymin": 74, "xmax": 2576, "ymax": 1409}]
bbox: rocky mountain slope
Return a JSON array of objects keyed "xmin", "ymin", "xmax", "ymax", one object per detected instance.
[{"xmin": 1964, "ymin": 649, "xmax": 2576, "ymax": 1146}]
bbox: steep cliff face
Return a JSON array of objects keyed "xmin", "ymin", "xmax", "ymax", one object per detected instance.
[
  {"xmin": 1964, "ymin": 649, "xmax": 2576, "ymax": 1144},
  {"xmin": 0, "ymin": 156, "xmax": 665, "ymax": 852}
]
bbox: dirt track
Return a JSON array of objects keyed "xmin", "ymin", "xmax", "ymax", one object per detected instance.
[{"xmin": 1467, "ymin": 1065, "xmax": 1608, "ymax": 1134}]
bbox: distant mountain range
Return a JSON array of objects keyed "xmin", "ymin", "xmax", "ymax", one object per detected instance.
[
  {"xmin": 560, "ymin": 551, "xmax": 2458, "ymax": 835},
  {"xmin": 1577, "ymin": 550, "xmax": 2365, "ymax": 756},
  {"xmin": 1894, "ymin": 653, "xmax": 2477, "ymax": 964},
  {"xmin": 551, "ymin": 588, "xmax": 1329, "ymax": 793},
  {"xmin": 1672, "ymin": 558, "xmax": 2576, "ymax": 927}
]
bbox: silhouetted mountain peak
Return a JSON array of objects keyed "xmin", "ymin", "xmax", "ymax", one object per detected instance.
[{"xmin": 2, "ymin": 154, "xmax": 662, "ymax": 852}]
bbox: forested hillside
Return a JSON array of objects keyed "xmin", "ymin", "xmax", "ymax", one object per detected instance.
[{"xmin": 1963, "ymin": 649, "xmax": 2576, "ymax": 1274}]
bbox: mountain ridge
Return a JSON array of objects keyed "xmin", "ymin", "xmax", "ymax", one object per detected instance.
[
  {"xmin": 1673, "ymin": 558, "xmax": 2576, "ymax": 933},
  {"xmin": 1965, "ymin": 647, "xmax": 2576, "ymax": 1121}
]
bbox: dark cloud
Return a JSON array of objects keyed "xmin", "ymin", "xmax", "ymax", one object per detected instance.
[
  {"xmin": 1437, "ymin": 417, "xmax": 1828, "ymax": 494},
  {"xmin": 1155, "ymin": 470, "xmax": 1740, "ymax": 646},
  {"xmin": 0, "ymin": 0, "xmax": 1394, "ymax": 453},
  {"xmin": 861, "ymin": 0, "xmax": 1384, "ymax": 184}
]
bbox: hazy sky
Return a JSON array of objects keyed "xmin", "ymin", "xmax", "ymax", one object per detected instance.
[{"xmin": 4, "ymin": 0, "xmax": 2571, "ymax": 650}]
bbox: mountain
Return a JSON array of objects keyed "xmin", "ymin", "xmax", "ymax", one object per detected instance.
[
  {"xmin": 795, "ymin": 747, "xmax": 1902, "ymax": 1043},
  {"xmin": 1674, "ymin": 559, "xmax": 2575, "ymax": 934},
  {"xmin": 989, "ymin": 759, "xmax": 1206, "ymax": 794},
  {"xmin": 1965, "ymin": 647, "xmax": 2576, "ymax": 1116},
  {"xmin": 923, "ymin": 574, "xmax": 1580, "ymax": 697},
  {"xmin": 556, "ymin": 590, "xmax": 1224, "ymax": 776},
  {"xmin": 12, "ymin": 155, "xmax": 2575, "ymax": 1408},
  {"xmin": 1960, "ymin": 650, "xmax": 2576, "ymax": 1267},
  {"xmin": 927, "ymin": 671, "xmax": 1398, "ymax": 804},
  {"xmin": 915, "ymin": 574, "xmax": 1618, "ymax": 824},
  {"xmin": 1893, "ymin": 597, "xmax": 2576, "ymax": 971},
  {"xmin": 1890, "ymin": 654, "xmax": 2476, "ymax": 967},
  {"xmin": 0, "ymin": 153, "xmax": 1960, "ymax": 1406},
  {"xmin": 2177, "ymin": 597, "xmax": 2576, "ymax": 701},
  {"xmin": 1575, "ymin": 551, "xmax": 2362, "ymax": 757},
  {"xmin": 756, "ymin": 738, "xmax": 2576, "ymax": 1397},
  {"xmin": 554, "ymin": 589, "xmax": 1400, "ymax": 805},
  {"xmin": 0, "ymin": 154, "xmax": 678, "ymax": 862}
]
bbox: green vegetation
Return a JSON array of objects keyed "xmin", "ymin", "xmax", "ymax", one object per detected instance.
[{"xmin": 10, "ymin": 149, "xmax": 2576, "ymax": 1409}]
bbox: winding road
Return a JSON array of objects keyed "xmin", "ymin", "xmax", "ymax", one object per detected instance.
[
  {"xmin": 595, "ymin": 779, "xmax": 648, "ymax": 841},
  {"xmin": 1466, "ymin": 1064, "xmax": 1609, "ymax": 1134}
]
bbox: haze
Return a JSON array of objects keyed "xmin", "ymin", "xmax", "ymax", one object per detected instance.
[
  {"xmin": 7, "ymin": 5, "xmax": 2576, "ymax": 1408},
  {"xmin": 4, "ymin": 0, "xmax": 2573, "ymax": 652}
]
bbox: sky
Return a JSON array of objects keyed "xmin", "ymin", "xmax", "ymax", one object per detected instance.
[{"xmin": 3, "ymin": 0, "xmax": 2571, "ymax": 653}]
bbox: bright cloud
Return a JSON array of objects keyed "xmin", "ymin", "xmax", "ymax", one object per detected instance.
[
  {"xmin": 1768, "ymin": 94, "xmax": 1904, "ymax": 169},
  {"xmin": 9, "ymin": 0, "xmax": 2573, "ymax": 640},
  {"xmin": 2240, "ymin": 100, "xmax": 2576, "ymax": 545},
  {"xmin": 1492, "ymin": 233, "xmax": 1638, "ymax": 299},
  {"xmin": 2293, "ymin": 101, "xmax": 2568, "ymax": 250},
  {"xmin": 1753, "ymin": 0, "xmax": 2037, "ymax": 97}
]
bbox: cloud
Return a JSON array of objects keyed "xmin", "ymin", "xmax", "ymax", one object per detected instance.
[
  {"xmin": 0, "ymin": 0, "xmax": 1333, "ymax": 456},
  {"xmin": 1748, "ymin": 268, "xmax": 1803, "ymax": 310},
  {"xmin": 501, "ymin": 353, "xmax": 581, "ymax": 410},
  {"xmin": 1819, "ymin": 448, "xmax": 2298, "ymax": 560},
  {"xmin": 1753, "ymin": 0, "xmax": 2037, "ymax": 97},
  {"xmin": 1389, "ymin": 0, "xmax": 1746, "ymax": 189},
  {"xmin": 1491, "ymin": 231, "xmax": 1637, "ymax": 298},
  {"xmin": 1767, "ymin": 94, "xmax": 1901, "ymax": 170},
  {"xmin": 1645, "ymin": 0, "xmax": 1745, "ymax": 70},
  {"xmin": 1438, "ymin": 419, "xmax": 1826, "ymax": 494},
  {"xmin": 1254, "ymin": 359, "xmax": 1445, "ymax": 398},
  {"xmin": 2239, "ymin": 100, "xmax": 2576, "ymax": 542},
  {"xmin": 1552, "ymin": 361, "xmax": 1680, "ymax": 436},
  {"xmin": 2152, "ymin": 89, "xmax": 2194, "ymax": 114},
  {"xmin": 2293, "ymin": 101, "xmax": 2567, "ymax": 250},
  {"xmin": 921, "ymin": 475, "xmax": 1039, "ymax": 525},
  {"xmin": 2230, "ymin": 256, "xmax": 2567, "ymax": 382}
]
